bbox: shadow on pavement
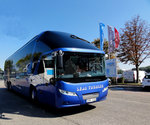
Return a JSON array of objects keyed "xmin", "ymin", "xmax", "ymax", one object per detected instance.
[
  {"xmin": 0, "ymin": 87, "xmax": 95, "ymax": 120},
  {"xmin": 109, "ymin": 85, "xmax": 150, "ymax": 92}
]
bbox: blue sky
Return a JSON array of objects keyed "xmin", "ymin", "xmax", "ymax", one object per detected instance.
[{"xmin": 0, "ymin": 0, "xmax": 150, "ymax": 70}]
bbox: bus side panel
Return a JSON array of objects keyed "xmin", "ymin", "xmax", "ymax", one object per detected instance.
[
  {"xmin": 4, "ymin": 40, "xmax": 36, "ymax": 96},
  {"xmin": 29, "ymin": 74, "xmax": 56, "ymax": 107},
  {"xmin": 19, "ymin": 77, "xmax": 31, "ymax": 97},
  {"xmin": 36, "ymin": 83, "xmax": 56, "ymax": 107}
]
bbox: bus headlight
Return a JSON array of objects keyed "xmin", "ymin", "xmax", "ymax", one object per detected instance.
[
  {"xmin": 102, "ymin": 87, "xmax": 108, "ymax": 93},
  {"xmin": 59, "ymin": 89, "xmax": 77, "ymax": 96}
]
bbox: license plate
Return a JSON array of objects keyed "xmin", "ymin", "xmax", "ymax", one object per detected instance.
[
  {"xmin": 83, "ymin": 93, "xmax": 99, "ymax": 100},
  {"xmin": 86, "ymin": 98, "xmax": 96, "ymax": 103}
]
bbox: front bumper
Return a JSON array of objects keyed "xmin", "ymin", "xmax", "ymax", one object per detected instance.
[{"xmin": 56, "ymin": 86, "xmax": 108, "ymax": 108}]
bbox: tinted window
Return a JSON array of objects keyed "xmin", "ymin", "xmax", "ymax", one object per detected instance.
[
  {"xmin": 145, "ymin": 75, "xmax": 150, "ymax": 79},
  {"xmin": 7, "ymin": 41, "xmax": 35, "ymax": 76},
  {"xmin": 4, "ymin": 59, "xmax": 15, "ymax": 77},
  {"xmin": 33, "ymin": 41, "xmax": 51, "ymax": 62},
  {"xmin": 37, "ymin": 61, "xmax": 44, "ymax": 74},
  {"xmin": 44, "ymin": 60, "xmax": 54, "ymax": 68}
]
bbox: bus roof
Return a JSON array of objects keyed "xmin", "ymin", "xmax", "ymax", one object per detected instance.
[
  {"xmin": 38, "ymin": 31, "xmax": 101, "ymax": 51},
  {"xmin": 6, "ymin": 31, "xmax": 104, "ymax": 61}
]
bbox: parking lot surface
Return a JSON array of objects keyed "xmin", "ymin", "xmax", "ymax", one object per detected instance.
[{"xmin": 0, "ymin": 80, "xmax": 150, "ymax": 125}]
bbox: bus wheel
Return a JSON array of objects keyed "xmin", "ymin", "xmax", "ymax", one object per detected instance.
[
  {"xmin": 30, "ymin": 88, "xmax": 37, "ymax": 102},
  {"xmin": 7, "ymin": 81, "xmax": 11, "ymax": 91}
]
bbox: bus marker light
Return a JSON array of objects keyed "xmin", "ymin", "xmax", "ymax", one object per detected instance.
[{"xmin": 102, "ymin": 87, "xmax": 108, "ymax": 93}]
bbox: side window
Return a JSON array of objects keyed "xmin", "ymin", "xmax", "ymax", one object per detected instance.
[
  {"xmin": 148, "ymin": 75, "xmax": 150, "ymax": 79},
  {"xmin": 37, "ymin": 61, "xmax": 44, "ymax": 74},
  {"xmin": 33, "ymin": 41, "xmax": 51, "ymax": 62},
  {"xmin": 145, "ymin": 75, "xmax": 150, "ymax": 79},
  {"xmin": 44, "ymin": 60, "xmax": 54, "ymax": 68}
]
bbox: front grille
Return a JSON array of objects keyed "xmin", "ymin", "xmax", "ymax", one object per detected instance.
[{"xmin": 82, "ymin": 92, "xmax": 99, "ymax": 100}]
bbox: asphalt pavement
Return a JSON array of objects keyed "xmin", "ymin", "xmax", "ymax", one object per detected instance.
[{"xmin": 0, "ymin": 80, "xmax": 150, "ymax": 125}]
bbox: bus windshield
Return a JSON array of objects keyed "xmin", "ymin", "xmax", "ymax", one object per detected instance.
[{"xmin": 57, "ymin": 52, "xmax": 105, "ymax": 79}]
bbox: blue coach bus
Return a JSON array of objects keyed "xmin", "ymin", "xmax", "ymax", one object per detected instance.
[{"xmin": 4, "ymin": 31, "xmax": 108, "ymax": 108}]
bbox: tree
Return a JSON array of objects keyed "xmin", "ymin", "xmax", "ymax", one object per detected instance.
[
  {"xmin": 92, "ymin": 38, "xmax": 108, "ymax": 52},
  {"xmin": 92, "ymin": 38, "xmax": 115, "ymax": 59},
  {"xmin": 0, "ymin": 68, "xmax": 3, "ymax": 72},
  {"xmin": 117, "ymin": 16, "xmax": 150, "ymax": 83},
  {"xmin": 118, "ymin": 69, "xmax": 123, "ymax": 74}
]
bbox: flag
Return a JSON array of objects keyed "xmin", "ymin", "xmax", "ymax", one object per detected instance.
[
  {"xmin": 99, "ymin": 23, "xmax": 105, "ymax": 51},
  {"xmin": 114, "ymin": 27, "xmax": 120, "ymax": 48},
  {"xmin": 108, "ymin": 25, "xmax": 115, "ymax": 53}
]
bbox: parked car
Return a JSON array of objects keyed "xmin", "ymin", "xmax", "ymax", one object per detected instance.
[{"xmin": 142, "ymin": 74, "xmax": 150, "ymax": 88}]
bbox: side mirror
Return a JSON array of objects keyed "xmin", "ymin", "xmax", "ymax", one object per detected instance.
[
  {"xmin": 57, "ymin": 55, "xmax": 63, "ymax": 69},
  {"xmin": 57, "ymin": 50, "xmax": 64, "ymax": 69}
]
